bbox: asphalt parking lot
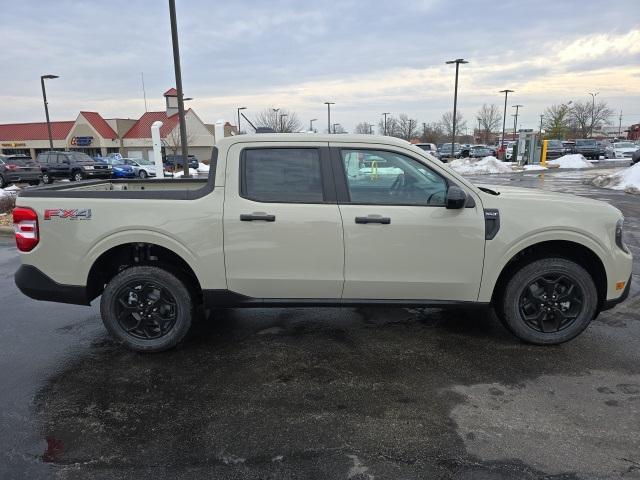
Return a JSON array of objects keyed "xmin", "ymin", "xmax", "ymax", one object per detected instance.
[{"xmin": 1, "ymin": 168, "xmax": 639, "ymax": 479}]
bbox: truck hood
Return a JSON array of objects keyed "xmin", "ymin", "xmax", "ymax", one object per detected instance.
[{"xmin": 475, "ymin": 183, "xmax": 621, "ymax": 214}]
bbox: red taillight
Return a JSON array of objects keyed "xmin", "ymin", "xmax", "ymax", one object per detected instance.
[
  {"xmin": 13, "ymin": 207, "xmax": 39, "ymax": 252},
  {"xmin": 5, "ymin": 164, "xmax": 18, "ymax": 171}
]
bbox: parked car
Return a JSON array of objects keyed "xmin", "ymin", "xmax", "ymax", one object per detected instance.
[
  {"xmin": 605, "ymin": 142, "xmax": 639, "ymax": 160},
  {"xmin": 562, "ymin": 141, "xmax": 576, "ymax": 153},
  {"xmin": 596, "ymin": 141, "xmax": 609, "ymax": 159},
  {"xmin": 100, "ymin": 158, "xmax": 136, "ymax": 179},
  {"xmin": 414, "ymin": 143, "xmax": 440, "ymax": 159},
  {"xmin": 14, "ymin": 134, "xmax": 632, "ymax": 352},
  {"xmin": 632, "ymin": 149, "xmax": 640, "ymax": 165},
  {"xmin": 469, "ymin": 145, "xmax": 493, "ymax": 158},
  {"xmin": 574, "ymin": 139, "xmax": 600, "ymax": 159},
  {"xmin": 37, "ymin": 151, "xmax": 112, "ymax": 184},
  {"xmin": 0, "ymin": 154, "xmax": 41, "ymax": 188},
  {"xmin": 122, "ymin": 158, "xmax": 158, "ymax": 178},
  {"xmin": 545, "ymin": 139, "xmax": 569, "ymax": 160},
  {"xmin": 438, "ymin": 143, "xmax": 462, "ymax": 159},
  {"xmin": 164, "ymin": 154, "xmax": 199, "ymax": 171}
]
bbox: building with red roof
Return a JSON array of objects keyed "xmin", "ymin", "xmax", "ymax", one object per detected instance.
[{"xmin": 0, "ymin": 89, "xmax": 219, "ymax": 162}]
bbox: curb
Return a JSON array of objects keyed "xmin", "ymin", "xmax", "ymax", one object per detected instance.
[{"xmin": 0, "ymin": 226, "xmax": 13, "ymax": 236}]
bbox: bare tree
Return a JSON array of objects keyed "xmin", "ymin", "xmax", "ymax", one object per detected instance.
[
  {"xmin": 332, "ymin": 124, "xmax": 347, "ymax": 134},
  {"xmin": 419, "ymin": 122, "xmax": 446, "ymax": 144},
  {"xmin": 254, "ymin": 108, "xmax": 302, "ymax": 133},
  {"xmin": 569, "ymin": 100, "xmax": 613, "ymax": 138},
  {"xmin": 354, "ymin": 122, "xmax": 374, "ymax": 134},
  {"xmin": 477, "ymin": 104, "xmax": 502, "ymax": 143},
  {"xmin": 163, "ymin": 126, "xmax": 195, "ymax": 157},
  {"xmin": 377, "ymin": 116, "xmax": 400, "ymax": 137},
  {"xmin": 396, "ymin": 114, "xmax": 419, "ymax": 140},
  {"xmin": 542, "ymin": 103, "xmax": 573, "ymax": 139},
  {"xmin": 440, "ymin": 111, "xmax": 467, "ymax": 140}
]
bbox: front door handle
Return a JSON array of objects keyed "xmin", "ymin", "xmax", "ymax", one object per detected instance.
[
  {"xmin": 240, "ymin": 213, "xmax": 276, "ymax": 222},
  {"xmin": 355, "ymin": 215, "xmax": 391, "ymax": 224}
]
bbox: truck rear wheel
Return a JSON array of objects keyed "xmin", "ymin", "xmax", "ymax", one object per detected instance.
[
  {"xmin": 100, "ymin": 266, "xmax": 193, "ymax": 352},
  {"xmin": 500, "ymin": 257, "xmax": 597, "ymax": 345}
]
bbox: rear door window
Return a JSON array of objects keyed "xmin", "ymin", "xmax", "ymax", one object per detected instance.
[{"xmin": 241, "ymin": 148, "xmax": 324, "ymax": 203}]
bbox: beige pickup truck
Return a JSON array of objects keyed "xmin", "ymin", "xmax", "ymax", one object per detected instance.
[{"xmin": 13, "ymin": 134, "xmax": 632, "ymax": 352}]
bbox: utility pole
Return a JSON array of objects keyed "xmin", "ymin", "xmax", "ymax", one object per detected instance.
[
  {"xmin": 512, "ymin": 104, "xmax": 523, "ymax": 141},
  {"xmin": 324, "ymin": 102, "xmax": 334, "ymax": 133},
  {"xmin": 40, "ymin": 74, "xmax": 59, "ymax": 151},
  {"xmin": 499, "ymin": 89, "xmax": 514, "ymax": 159},
  {"xmin": 141, "ymin": 72, "xmax": 148, "ymax": 112},
  {"xmin": 618, "ymin": 110, "xmax": 623, "ymax": 137},
  {"xmin": 333, "ymin": 123, "xmax": 340, "ymax": 134},
  {"xmin": 446, "ymin": 58, "xmax": 469, "ymax": 158},
  {"xmin": 309, "ymin": 118, "xmax": 317, "ymax": 132},
  {"xmin": 539, "ymin": 114, "xmax": 544, "ymax": 135},
  {"xmin": 272, "ymin": 108, "xmax": 280, "ymax": 130},
  {"xmin": 237, "ymin": 107, "xmax": 247, "ymax": 135},
  {"xmin": 588, "ymin": 92, "xmax": 599, "ymax": 137},
  {"xmin": 279, "ymin": 113, "xmax": 288, "ymax": 133},
  {"xmin": 168, "ymin": 0, "xmax": 190, "ymax": 178},
  {"xmin": 382, "ymin": 112, "xmax": 391, "ymax": 136}
]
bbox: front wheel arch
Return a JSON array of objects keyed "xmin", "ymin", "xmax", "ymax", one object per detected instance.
[{"xmin": 491, "ymin": 240, "xmax": 607, "ymax": 313}]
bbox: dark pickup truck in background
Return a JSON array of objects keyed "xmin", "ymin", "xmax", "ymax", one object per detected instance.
[
  {"xmin": 574, "ymin": 139, "xmax": 600, "ymax": 159},
  {"xmin": 36, "ymin": 151, "xmax": 112, "ymax": 184}
]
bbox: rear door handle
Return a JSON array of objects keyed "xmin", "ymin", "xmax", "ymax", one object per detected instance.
[
  {"xmin": 240, "ymin": 213, "xmax": 276, "ymax": 222},
  {"xmin": 355, "ymin": 215, "xmax": 391, "ymax": 224}
]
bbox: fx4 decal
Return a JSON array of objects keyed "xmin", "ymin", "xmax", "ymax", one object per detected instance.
[{"xmin": 44, "ymin": 209, "xmax": 92, "ymax": 220}]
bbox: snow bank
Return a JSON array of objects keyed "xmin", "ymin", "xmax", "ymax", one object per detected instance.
[
  {"xmin": 547, "ymin": 154, "xmax": 592, "ymax": 169},
  {"xmin": 0, "ymin": 185, "xmax": 20, "ymax": 197},
  {"xmin": 523, "ymin": 165, "xmax": 548, "ymax": 171},
  {"xmin": 590, "ymin": 162, "xmax": 640, "ymax": 194},
  {"xmin": 448, "ymin": 156, "xmax": 513, "ymax": 175},
  {"xmin": 197, "ymin": 162, "xmax": 210, "ymax": 173},
  {"xmin": 172, "ymin": 168, "xmax": 199, "ymax": 178}
]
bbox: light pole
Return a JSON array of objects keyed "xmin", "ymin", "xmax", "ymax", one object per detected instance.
[
  {"xmin": 512, "ymin": 104, "xmax": 523, "ymax": 141},
  {"xmin": 237, "ymin": 107, "xmax": 247, "ymax": 134},
  {"xmin": 333, "ymin": 123, "xmax": 340, "ymax": 134},
  {"xmin": 272, "ymin": 108, "xmax": 279, "ymax": 131},
  {"xmin": 446, "ymin": 58, "xmax": 468, "ymax": 158},
  {"xmin": 309, "ymin": 118, "xmax": 317, "ymax": 132},
  {"xmin": 369, "ymin": 123, "xmax": 374, "ymax": 134},
  {"xmin": 382, "ymin": 112, "xmax": 391, "ymax": 135},
  {"xmin": 499, "ymin": 89, "xmax": 514, "ymax": 159},
  {"xmin": 40, "ymin": 74, "xmax": 59, "ymax": 150},
  {"xmin": 324, "ymin": 102, "xmax": 334, "ymax": 133},
  {"xmin": 539, "ymin": 114, "xmax": 544, "ymax": 135},
  {"xmin": 588, "ymin": 92, "xmax": 599, "ymax": 137},
  {"xmin": 279, "ymin": 113, "xmax": 288, "ymax": 133},
  {"xmin": 168, "ymin": 0, "xmax": 190, "ymax": 178}
]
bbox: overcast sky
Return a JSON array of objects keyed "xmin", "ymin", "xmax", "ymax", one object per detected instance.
[{"xmin": 1, "ymin": 0, "xmax": 639, "ymax": 133}]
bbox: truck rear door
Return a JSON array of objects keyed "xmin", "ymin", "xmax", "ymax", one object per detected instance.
[{"xmin": 223, "ymin": 143, "xmax": 344, "ymax": 299}]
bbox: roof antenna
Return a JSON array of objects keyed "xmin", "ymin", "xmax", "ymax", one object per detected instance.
[{"xmin": 141, "ymin": 72, "xmax": 148, "ymax": 112}]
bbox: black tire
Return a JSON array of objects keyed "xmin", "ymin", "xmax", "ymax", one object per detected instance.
[
  {"xmin": 500, "ymin": 257, "xmax": 598, "ymax": 345},
  {"xmin": 100, "ymin": 266, "xmax": 193, "ymax": 352},
  {"xmin": 139, "ymin": 170, "xmax": 148, "ymax": 179},
  {"xmin": 41, "ymin": 172, "xmax": 53, "ymax": 184},
  {"xmin": 71, "ymin": 170, "xmax": 84, "ymax": 182},
  {"xmin": 0, "ymin": 175, "xmax": 5, "ymax": 188}
]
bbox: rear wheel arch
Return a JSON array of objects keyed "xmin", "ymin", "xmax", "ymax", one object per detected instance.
[
  {"xmin": 491, "ymin": 240, "xmax": 607, "ymax": 312},
  {"xmin": 86, "ymin": 242, "xmax": 203, "ymax": 304}
]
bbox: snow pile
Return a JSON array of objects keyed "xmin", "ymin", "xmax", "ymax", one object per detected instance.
[
  {"xmin": 590, "ymin": 162, "xmax": 640, "ymax": 194},
  {"xmin": 547, "ymin": 154, "xmax": 592, "ymax": 169},
  {"xmin": 0, "ymin": 185, "xmax": 21, "ymax": 197},
  {"xmin": 523, "ymin": 164, "xmax": 548, "ymax": 171},
  {"xmin": 448, "ymin": 156, "xmax": 513, "ymax": 175},
  {"xmin": 197, "ymin": 162, "xmax": 210, "ymax": 173},
  {"xmin": 172, "ymin": 168, "xmax": 199, "ymax": 178}
]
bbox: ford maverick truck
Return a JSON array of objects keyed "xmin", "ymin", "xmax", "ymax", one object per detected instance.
[{"xmin": 13, "ymin": 134, "xmax": 632, "ymax": 352}]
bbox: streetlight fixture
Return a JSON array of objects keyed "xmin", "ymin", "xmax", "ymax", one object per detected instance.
[
  {"xmin": 512, "ymin": 104, "xmax": 523, "ymax": 141},
  {"xmin": 333, "ymin": 123, "xmax": 340, "ymax": 134},
  {"xmin": 499, "ymin": 89, "xmax": 514, "ymax": 159},
  {"xmin": 446, "ymin": 58, "xmax": 469, "ymax": 158},
  {"xmin": 588, "ymin": 92, "xmax": 599, "ymax": 137},
  {"xmin": 324, "ymin": 102, "xmax": 334, "ymax": 133},
  {"xmin": 237, "ymin": 107, "xmax": 247, "ymax": 134},
  {"xmin": 279, "ymin": 113, "xmax": 288, "ymax": 133},
  {"xmin": 309, "ymin": 118, "xmax": 317, "ymax": 132},
  {"xmin": 382, "ymin": 112, "xmax": 391, "ymax": 135},
  {"xmin": 40, "ymin": 74, "xmax": 59, "ymax": 151},
  {"xmin": 168, "ymin": 0, "xmax": 190, "ymax": 178}
]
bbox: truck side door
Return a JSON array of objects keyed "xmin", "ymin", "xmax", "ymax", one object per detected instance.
[
  {"xmin": 331, "ymin": 145, "xmax": 485, "ymax": 302},
  {"xmin": 223, "ymin": 143, "xmax": 344, "ymax": 299}
]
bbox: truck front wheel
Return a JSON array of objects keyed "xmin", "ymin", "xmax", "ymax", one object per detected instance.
[
  {"xmin": 100, "ymin": 266, "xmax": 193, "ymax": 352},
  {"xmin": 499, "ymin": 257, "xmax": 598, "ymax": 345}
]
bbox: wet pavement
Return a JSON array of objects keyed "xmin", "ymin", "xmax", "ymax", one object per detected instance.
[{"xmin": 0, "ymin": 168, "xmax": 639, "ymax": 479}]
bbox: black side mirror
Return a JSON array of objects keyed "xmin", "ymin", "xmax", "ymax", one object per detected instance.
[{"xmin": 446, "ymin": 185, "xmax": 467, "ymax": 209}]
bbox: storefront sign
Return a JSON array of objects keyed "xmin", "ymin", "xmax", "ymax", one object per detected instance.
[
  {"xmin": 1, "ymin": 142, "xmax": 27, "ymax": 147},
  {"xmin": 71, "ymin": 136, "xmax": 93, "ymax": 147}
]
